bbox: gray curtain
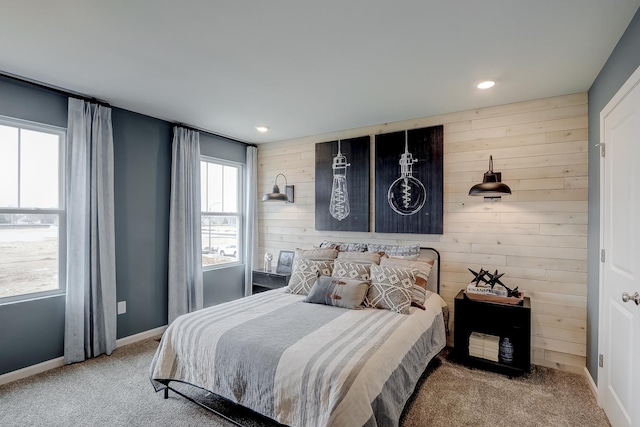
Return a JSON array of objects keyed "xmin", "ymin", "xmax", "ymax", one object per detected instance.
[
  {"xmin": 168, "ymin": 126, "xmax": 203, "ymax": 324},
  {"xmin": 64, "ymin": 98, "xmax": 117, "ymax": 364},
  {"xmin": 244, "ymin": 145, "xmax": 258, "ymax": 296}
]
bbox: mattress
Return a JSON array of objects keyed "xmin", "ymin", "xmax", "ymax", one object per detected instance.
[{"xmin": 150, "ymin": 288, "xmax": 447, "ymax": 427}]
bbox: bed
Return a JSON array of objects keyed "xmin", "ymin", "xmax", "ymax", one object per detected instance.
[{"xmin": 150, "ymin": 247, "xmax": 447, "ymax": 427}]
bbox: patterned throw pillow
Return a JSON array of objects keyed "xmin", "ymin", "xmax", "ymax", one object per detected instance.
[
  {"xmin": 365, "ymin": 265, "xmax": 414, "ymax": 314},
  {"xmin": 379, "ymin": 258, "xmax": 433, "ymax": 307},
  {"xmin": 285, "ymin": 258, "xmax": 334, "ymax": 295},
  {"xmin": 318, "ymin": 240, "xmax": 340, "ymax": 249},
  {"xmin": 332, "ymin": 260, "xmax": 372, "ymax": 281},
  {"xmin": 318, "ymin": 241, "xmax": 368, "ymax": 252},
  {"xmin": 366, "ymin": 243, "xmax": 420, "ymax": 257},
  {"xmin": 304, "ymin": 275, "xmax": 369, "ymax": 309}
]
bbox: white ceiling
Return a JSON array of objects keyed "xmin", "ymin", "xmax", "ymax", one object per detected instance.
[{"xmin": 1, "ymin": 1, "xmax": 638, "ymax": 143}]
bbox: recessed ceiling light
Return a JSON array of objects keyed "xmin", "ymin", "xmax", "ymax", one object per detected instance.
[
  {"xmin": 477, "ymin": 81, "xmax": 496, "ymax": 90},
  {"xmin": 256, "ymin": 126, "xmax": 270, "ymax": 133}
]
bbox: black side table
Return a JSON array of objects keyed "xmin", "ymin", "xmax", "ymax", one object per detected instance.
[
  {"xmin": 453, "ymin": 289, "xmax": 531, "ymax": 376},
  {"xmin": 252, "ymin": 270, "xmax": 290, "ymax": 294}
]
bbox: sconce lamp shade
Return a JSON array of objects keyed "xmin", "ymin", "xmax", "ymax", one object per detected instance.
[
  {"xmin": 469, "ymin": 155, "xmax": 512, "ymax": 199},
  {"xmin": 262, "ymin": 185, "xmax": 289, "ymax": 202},
  {"xmin": 262, "ymin": 173, "xmax": 294, "ymax": 203}
]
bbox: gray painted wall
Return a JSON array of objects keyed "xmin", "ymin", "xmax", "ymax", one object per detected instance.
[
  {"xmin": 112, "ymin": 108, "xmax": 173, "ymax": 338},
  {"xmin": 587, "ymin": 8, "xmax": 640, "ymax": 383},
  {"xmin": 0, "ymin": 75, "xmax": 247, "ymax": 376},
  {"xmin": 0, "ymin": 77, "xmax": 68, "ymax": 127},
  {"xmin": 200, "ymin": 132, "xmax": 246, "ymax": 164}
]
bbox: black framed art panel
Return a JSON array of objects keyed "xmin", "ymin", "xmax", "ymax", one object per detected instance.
[
  {"xmin": 315, "ymin": 135, "xmax": 370, "ymax": 231},
  {"xmin": 374, "ymin": 125, "xmax": 443, "ymax": 234}
]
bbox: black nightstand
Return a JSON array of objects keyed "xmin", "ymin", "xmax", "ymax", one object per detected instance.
[
  {"xmin": 453, "ymin": 289, "xmax": 531, "ymax": 376},
  {"xmin": 252, "ymin": 270, "xmax": 290, "ymax": 294}
]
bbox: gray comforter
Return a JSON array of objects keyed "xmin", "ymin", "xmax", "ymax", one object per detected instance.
[{"xmin": 150, "ymin": 289, "xmax": 447, "ymax": 427}]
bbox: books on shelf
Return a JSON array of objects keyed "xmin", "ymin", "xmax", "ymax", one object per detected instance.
[{"xmin": 469, "ymin": 332, "xmax": 499, "ymax": 362}]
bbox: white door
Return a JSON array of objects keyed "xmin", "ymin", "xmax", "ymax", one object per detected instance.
[{"xmin": 599, "ymin": 65, "xmax": 640, "ymax": 427}]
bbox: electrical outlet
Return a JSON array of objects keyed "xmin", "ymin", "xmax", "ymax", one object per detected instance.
[{"xmin": 117, "ymin": 301, "xmax": 126, "ymax": 315}]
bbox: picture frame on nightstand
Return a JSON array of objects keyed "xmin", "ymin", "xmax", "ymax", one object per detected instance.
[{"xmin": 276, "ymin": 251, "xmax": 294, "ymax": 274}]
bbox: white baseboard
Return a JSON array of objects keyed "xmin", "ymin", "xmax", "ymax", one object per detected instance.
[
  {"xmin": 115, "ymin": 325, "xmax": 167, "ymax": 348},
  {"xmin": 0, "ymin": 356, "xmax": 65, "ymax": 387},
  {"xmin": 584, "ymin": 366, "xmax": 598, "ymax": 402},
  {"xmin": 0, "ymin": 325, "xmax": 167, "ymax": 387}
]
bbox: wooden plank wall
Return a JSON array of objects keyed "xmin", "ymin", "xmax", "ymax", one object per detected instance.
[{"xmin": 257, "ymin": 93, "xmax": 588, "ymax": 374}]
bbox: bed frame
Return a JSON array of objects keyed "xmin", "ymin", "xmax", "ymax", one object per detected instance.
[
  {"xmin": 157, "ymin": 246, "xmax": 441, "ymax": 427},
  {"xmin": 158, "ymin": 381, "xmax": 259, "ymax": 426},
  {"xmin": 420, "ymin": 246, "xmax": 441, "ymax": 294}
]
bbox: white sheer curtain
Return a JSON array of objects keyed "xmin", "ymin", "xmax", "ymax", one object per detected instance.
[
  {"xmin": 244, "ymin": 145, "xmax": 258, "ymax": 296},
  {"xmin": 168, "ymin": 126, "xmax": 203, "ymax": 324},
  {"xmin": 64, "ymin": 98, "xmax": 117, "ymax": 364}
]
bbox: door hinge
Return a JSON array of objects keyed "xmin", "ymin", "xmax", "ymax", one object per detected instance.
[
  {"xmin": 599, "ymin": 354, "xmax": 604, "ymax": 368},
  {"xmin": 596, "ymin": 142, "xmax": 606, "ymax": 157},
  {"xmin": 601, "ymin": 249, "xmax": 605, "ymax": 262}
]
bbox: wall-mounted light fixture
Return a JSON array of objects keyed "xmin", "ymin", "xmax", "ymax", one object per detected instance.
[
  {"xmin": 262, "ymin": 173, "xmax": 294, "ymax": 203},
  {"xmin": 468, "ymin": 155, "xmax": 511, "ymax": 200}
]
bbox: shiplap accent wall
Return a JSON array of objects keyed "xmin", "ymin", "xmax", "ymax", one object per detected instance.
[{"xmin": 258, "ymin": 93, "xmax": 588, "ymax": 374}]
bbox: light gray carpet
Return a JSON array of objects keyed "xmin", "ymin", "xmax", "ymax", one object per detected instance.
[
  {"xmin": 402, "ymin": 350, "xmax": 610, "ymax": 427},
  {"xmin": 0, "ymin": 338, "xmax": 609, "ymax": 426}
]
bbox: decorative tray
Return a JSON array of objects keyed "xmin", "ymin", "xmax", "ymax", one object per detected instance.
[{"xmin": 464, "ymin": 290, "xmax": 524, "ymax": 305}]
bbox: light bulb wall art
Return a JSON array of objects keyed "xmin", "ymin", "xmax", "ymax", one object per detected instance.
[
  {"xmin": 315, "ymin": 136, "xmax": 370, "ymax": 232},
  {"xmin": 329, "ymin": 140, "xmax": 351, "ymax": 221},
  {"xmin": 387, "ymin": 130, "xmax": 427, "ymax": 215},
  {"xmin": 375, "ymin": 125, "xmax": 443, "ymax": 234}
]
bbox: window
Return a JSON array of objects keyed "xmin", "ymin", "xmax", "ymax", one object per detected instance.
[
  {"xmin": 0, "ymin": 116, "xmax": 66, "ymax": 302},
  {"xmin": 200, "ymin": 157, "xmax": 243, "ymax": 269}
]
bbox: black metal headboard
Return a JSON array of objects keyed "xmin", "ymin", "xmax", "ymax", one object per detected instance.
[{"xmin": 419, "ymin": 247, "xmax": 441, "ymax": 294}]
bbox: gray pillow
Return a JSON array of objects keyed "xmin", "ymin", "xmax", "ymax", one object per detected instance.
[
  {"xmin": 304, "ymin": 275, "xmax": 369, "ymax": 309},
  {"xmin": 295, "ymin": 247, "xmax": 338, "ymax": 260},
  {"xmin": 336, "ymin": 251, "xmax": 381, "ymax": 265}
]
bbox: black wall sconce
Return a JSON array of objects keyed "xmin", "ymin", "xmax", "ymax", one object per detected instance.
[
  {"xmin": 468, "ymin": 155, "xmax": 512, "ymax": 200},
  {"xmin": 262, "ymin": 173, "xmax": 294, "ymax": 203}
]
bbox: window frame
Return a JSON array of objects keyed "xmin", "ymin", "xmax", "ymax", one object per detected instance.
[
  {"xmin": 0, "ymin": 115, "xmax": 67, "ymax": 304},
  {"xmin": 200, "ymin": 155, "xmax": 244, "ymax": 271}
]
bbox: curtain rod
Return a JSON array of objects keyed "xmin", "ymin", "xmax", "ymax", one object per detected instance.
[
  {"xmin": 0, "ymin": 71, "xmax": 110, "ymax": 107},
  {"xmin": 1, "ymin": 71, "xmax": 257, "ymax": 148},
  {"xmin": 173, "ymin": 122, "xmax": 257, "ymax": 148}
]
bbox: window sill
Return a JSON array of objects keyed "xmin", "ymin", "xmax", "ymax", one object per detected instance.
[{"xmin": 203, "ymin": 261, "xmax": 243, "ymax": 272}]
